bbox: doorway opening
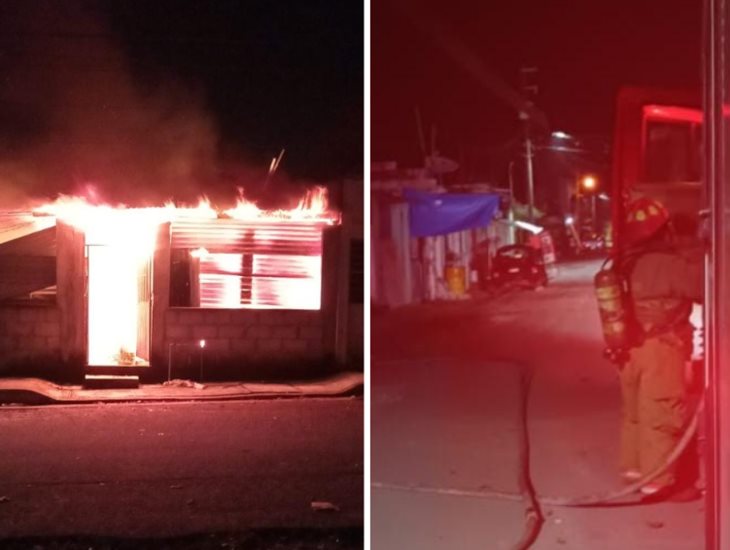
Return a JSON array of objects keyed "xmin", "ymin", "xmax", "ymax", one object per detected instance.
[{"xmin": 86, "ymin": 243, "xmax": 152, "ymax": 367}]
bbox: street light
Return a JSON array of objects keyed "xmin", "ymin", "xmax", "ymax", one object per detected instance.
[
  {"xmin": 577, "ymin": 175, "xmax": 598, "ymax": 232},
  {"xmin": 581, "ymin": 175, "xmax": 597, "ymax": 192}
]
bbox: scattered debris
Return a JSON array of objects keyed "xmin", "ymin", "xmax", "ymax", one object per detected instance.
[
  {"xmin": 186, "ymin": 498, "xmax": 195, "ymax": 506},
  {"xmin": 311, "ymin": 501, "xmax": 340, "ymax": 512},
  {"xmin": 163, "ymin": 379, "xmax": 206, "ymax": 390},
  {"xmin": 553, "ymin": 518, "xmax": 563, "ymax": 525},
  {"xmin": 170, "ymin": 484, "xmax": 183, "ymax": 490}
]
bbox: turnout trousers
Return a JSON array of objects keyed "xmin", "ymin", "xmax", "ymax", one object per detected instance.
[{"xmin": 619, "ymin": 334, "xmax": 687, "ymax": 488}]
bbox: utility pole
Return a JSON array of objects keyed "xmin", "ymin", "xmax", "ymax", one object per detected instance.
[
  {"xmin": 520, "ymin": 112, "xmax": 536, "ymax": 222},
  {"xmin": 591, "ymin": 194, "xmax": 597, "ymax": 233},
  {"xmin": 520, "ymin": 67, "xmax": 538, "ymax": 223},
  {"xmin": 507, "ymin": 161, "xmax": 517, "ymax": 244}
]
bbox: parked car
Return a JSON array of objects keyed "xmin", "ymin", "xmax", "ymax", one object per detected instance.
[
  {"xmin": 490, "ymin": 244, "xmax": 548, "ymax": 290},
  {"xmin": 579, "ymin": 228, "xmax": 606, "ymax": 253}
]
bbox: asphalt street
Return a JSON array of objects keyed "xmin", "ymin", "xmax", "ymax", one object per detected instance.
[
  {"xmin": 0, "ymin": 398, "xmax": 363, "ymax": 545},
  {"xmin": 371, "ymin": 259, "xmax": 704, "ymax": 550}
]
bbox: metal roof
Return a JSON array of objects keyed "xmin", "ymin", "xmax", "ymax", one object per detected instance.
[{"xmin": 0, "ymin": 212, "xmax": 56, "ymax": 251}]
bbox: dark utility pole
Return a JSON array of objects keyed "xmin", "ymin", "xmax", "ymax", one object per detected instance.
[
  {"xmin": 704, "ymin": 0, "xmax": 730, "ymax": 547},
  {"xmin": 520, "ymin": 67, "xmax": 538, "ymax": 222}
]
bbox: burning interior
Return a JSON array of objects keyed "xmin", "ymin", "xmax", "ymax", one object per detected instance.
[{"xmin": 0, "ymin": 187, "xmax": 343, "ymax": 371}]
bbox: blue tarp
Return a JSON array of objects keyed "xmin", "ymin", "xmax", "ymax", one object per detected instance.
[{"xmin": 403, "ymin": 189, "xmax": 501, "ymax": 237}]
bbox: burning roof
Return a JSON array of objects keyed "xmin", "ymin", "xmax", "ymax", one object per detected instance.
[{"xmin": 32, "ymin": 185, "xmax": 339, "ymax": 227}]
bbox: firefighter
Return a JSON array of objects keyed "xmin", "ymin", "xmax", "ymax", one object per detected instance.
[{"xmin": 617, "ymin": 198, "xmax": 703, "ymax": 499}]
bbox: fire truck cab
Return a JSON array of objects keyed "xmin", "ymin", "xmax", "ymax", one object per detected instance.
[{"xmin": 611, "ymin": 86, "xmax": 703, "ymax": 247}]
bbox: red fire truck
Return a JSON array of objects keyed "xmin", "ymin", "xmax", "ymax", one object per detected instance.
[
  {"xmin": 610, "ymin": 86, "xmax": 703, "ymax": 247},
  {"xmin": 591, "ymin": 4, "xmax": 730, "ymax": 546},
  {"xmin": 611, "ymin": 71, "xmax": 725, "ymax": 547}
]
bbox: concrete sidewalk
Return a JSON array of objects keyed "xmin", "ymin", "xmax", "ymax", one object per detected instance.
[
  {"xmin": 371, "ymin": 259, "xmax": 704, "ymax": 549},
  {"xmin": 0, "ymin": 371, "xmax": 363, "ymax": 405}
]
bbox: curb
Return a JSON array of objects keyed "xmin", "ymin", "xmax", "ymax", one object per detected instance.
[{"xmin": 0, "ymin": 373, "xmax": 364, "ymax": 406}]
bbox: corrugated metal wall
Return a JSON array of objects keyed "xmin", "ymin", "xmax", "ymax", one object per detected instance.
[
  {"xmin": 170, "ymin": 219, "xmax": 327, "ymax": 310},
  {"xmin": 171, "ymin": 219, "xmax": 324, "ymax": 255}
]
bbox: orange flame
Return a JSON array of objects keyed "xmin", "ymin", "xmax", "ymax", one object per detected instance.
[
  {"xmin": 36, "ymin": 186, "xmax": 338, "ymax": 225},
  {"xmin": 224, "ymin": 185, "xmax": 338, "ymax": 223},
  {"xmin": 190, "ymin": 247, "xmax": 209, "ymax": 258},
  {"xmin": 32, "ymin": 187, "xmax": 337, "ymax": 365}
]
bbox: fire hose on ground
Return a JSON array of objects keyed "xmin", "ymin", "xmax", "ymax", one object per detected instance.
[{"xmin": 371, "ymin": 360, "xmax": 703, "ymax": 548}]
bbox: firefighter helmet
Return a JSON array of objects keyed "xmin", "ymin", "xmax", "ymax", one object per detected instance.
[{"xmin": 624, "ymin": 197, "xmax": 669, "ymax": 246}]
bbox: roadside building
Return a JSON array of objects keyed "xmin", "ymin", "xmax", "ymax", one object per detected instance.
[
  {"xmin": 0, "ymin": 182, "xmax": 362, "ymax": 383},
  {"xmin": 371, "ymin": 162, "xmax": 510, "ymax": 307}
]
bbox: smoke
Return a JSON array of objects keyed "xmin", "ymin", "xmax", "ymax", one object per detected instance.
[{"xmin": 0, "ymin": 0, "xmax": 289, "ymax": 208}]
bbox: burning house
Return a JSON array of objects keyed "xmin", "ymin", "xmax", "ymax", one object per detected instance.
[{"xmin": 0, "ymin": 184, "xmax": 363, "ymax": 383}]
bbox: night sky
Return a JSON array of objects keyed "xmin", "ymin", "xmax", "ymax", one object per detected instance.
[
  {"xmin": 109, "ymin": 1, "xmax": 363, "ymax": 179},
  {"xmin": 373, "ymin": 0, "xmax": 701, "ymax": 176},
  {"xmin": 0, "ymin": 0, "xmax": 362, "ymax": 205}
]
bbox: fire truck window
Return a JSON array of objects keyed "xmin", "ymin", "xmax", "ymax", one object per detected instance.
[{"xmin": 644, "ymin": 121, "xmax": 700, "ymax": 183}]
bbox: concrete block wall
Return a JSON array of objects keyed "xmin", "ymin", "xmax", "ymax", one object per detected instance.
[
  {"xmin": 164, "ymin": 308, "xmax": 325, "ymax": 376},
  {"xmin": 348, "ymin": 304, "xmax": 364, "ymax": 365},
  {"xmin": 0, "ymin": 305, "xmax": 62, "ymax": 367}
]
